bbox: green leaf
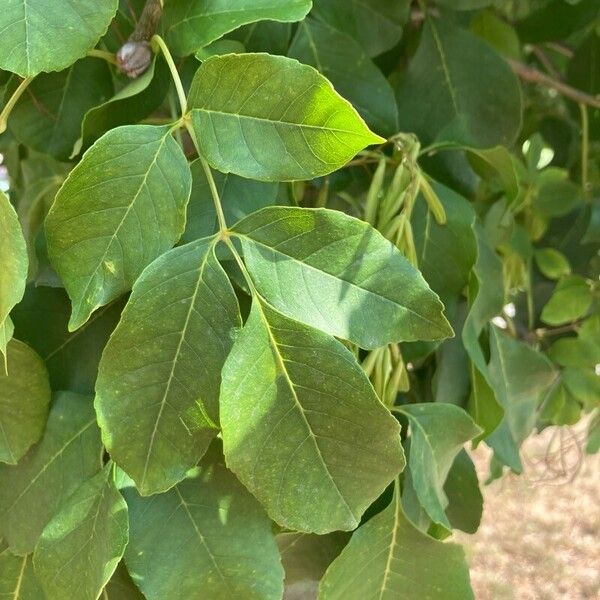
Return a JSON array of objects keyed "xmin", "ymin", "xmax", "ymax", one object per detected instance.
[
  {"xmin": 463, "ymin": 233, "xmax": 505, "ymax": 366},
  {"xmin": 541, "ymin": 275, "xmax": 593, "ymax": 325},
  {"xmin": 0, "ymin": 190, "xmax": 28, "ymax": 364},
  {"xmin": 123, "ymin": 442, "xmax": 284, "ymax": 600},
  {"xmin": 470, "ymin": 9, "xmax": 521, "ymax": 59},
  {"xmin": 103, "ymin": 562, "xmax": 144, "ymax": 600},
  {"xmin": 164, "ymin": 0, "xmax": 311, "ymax": 56},
  {"xmin": 0, "ymin": 551, "xmax": 43, "ymax": 599},
  {"xmin": 395, "ymin": 19, "xmax": 522, "ymax": 148},
  {"xmin": 45, "ymin": 125, "xmax": 192, "ymax": 331},
  {"xmin": 182, "ymin": 161, "xmax": 281, "ymax": 243},
  {"xmin": 0, "ymin": 0, "xmax": 118, "ymax": 77},
  {"xmin": 33, "ymin": 465, "xmax": 128, "ymax": 600},
  {"xmin": 586, "ymin": 412, "xmax": 600, "ymax": 454},
  {"xmin": 232, "ymin": 207, "xmax": 452, "ymax": 349},
  {"xmin": 562, "ymin": 368, "xmax": 600, "ymax": 410},
  {"xmin": 533, "ymin": 179, "xmax": 584, "ymax": 218},
  {"xmin": 0, "ymin": 340, "xmax": 50, "ymax": 465},
  {"xmin": 79, "ymin": 56, "xmax": 171, "ymax": 151},
  {"xmin": 535, "ymin": 248, "xmax": 571, "ymax": 279},
  {"xmin": 312, "ymin": 0, "xmax": 411, "ymax": 57},
  {"xmin": 0, "ymin": 393, "xmax": 102, "ymax": 554},
  {"xmin": 188, "ymin": 53, "xmax": 385, "ymax": 182},
  {"xmin": 466, "ymin": 146, "xmax": 520, "ymax": 203},
  {"xmin": 11, "ymin": 285, "xmax": 124, "ymax": 395},
  {"xmin": 444, "ymin": 449, "xmax": 483, "ymax": 535},
  {"xmin": 6, "ymin": 58, "xmax": 113, "ymax": 161},
  {"xmin": 436, "ymin": 0, "xmax": 493, "ymax": 8},
  {"xmin": 318, "ymin": 483, "xmax": 474, "ymax": 600},
  {"xmin": 95, "ymin": 238, "xmax": 241, "ymax": 495},
  {"xmin": 278, "ymin": 532, "xmax": 348, "ymax": 600},
  {"xmin": 288, "ymin": 18, "xmax": 398, "ymax": 137},
  {"xmin": 396, "ymin": 404, "xmax": 481, "ymax": 529},
  {"xmin": 220, "ymin": 300, "xmax": 404, "ymax": 533},
  {"xmin": 547, "ymin": 336, "xmax": 600, "ymax": 369},
  {"xmin": 412, "ymin": 182, "xmax": 477, "ymax": 299},
  {"xmin": 486, "ymin": 328, "xmax": 556, "ymax": 471}
]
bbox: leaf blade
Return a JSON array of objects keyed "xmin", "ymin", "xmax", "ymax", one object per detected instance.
[
  {"xmin": 188, "ymin": 53, "xmax": 385, "ymax": 182},
  {"xmin": 95, "ymin": 238, "xmax": 241, "ymax": 495},
  {"xmin": 220, "ymin": 300, "xmax": 405, "ymax": 533},
  {"xmin": 45, "ymin": 125, "xmax": 192, "ymax": 331}
]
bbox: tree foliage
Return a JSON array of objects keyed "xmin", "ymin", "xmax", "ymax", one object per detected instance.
[{"xmin": 0, "ymin": 1, "xmax": 598, "ymax": 598}]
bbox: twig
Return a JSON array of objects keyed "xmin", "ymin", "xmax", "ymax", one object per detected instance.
[{"xmin": 507, "ymin": 58, "xmax": 600, "ymax": 109}]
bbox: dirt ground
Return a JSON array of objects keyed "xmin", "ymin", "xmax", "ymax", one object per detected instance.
[{"xmin": 460, "ymin": 421, "xmax": 600, "ymax": 600}]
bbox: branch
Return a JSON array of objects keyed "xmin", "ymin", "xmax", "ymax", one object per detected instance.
[{"xmin": 507, "ymin": 58, "xmax": 600, "ymax": 109}]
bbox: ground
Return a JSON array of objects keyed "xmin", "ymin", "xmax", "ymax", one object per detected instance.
[{"xmin": 461, "ymin": 420, "xmax": 600, "ymax": 599}]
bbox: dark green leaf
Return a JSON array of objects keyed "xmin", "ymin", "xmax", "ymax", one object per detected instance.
[
  {"xmin": 79, "ymin": 56, "xmax": 171, "ymax": 151},
  {"xmin": 164, "ymin": 0, "xmax": 311, "ymax": 56},
  {"xmin": 33, "ymin": 465, "xmax": 128, "ymax": 600},
  {"xmin": 0, "ymin": 393, "xmax": 102, "ymax": 554},
  {"xmin": 396, "ymin": 403, "xmax": 481, "ymax": 529},
  {"xmin": 233, "ymin": 207, "xmax": 452, "ymax": 349},
  {"xmin": 412, "ymin": 182, "xmax": 477, "ymax": 299},
  {"xmin": 319, "ymin": 484, "xmax": 474, "ymax": 600},
  {"xmin": 11, "ymin": 285, "xmax": 123, "ymax": 395},
  {"xmin": 312, "ymin": 0, "xmax": 411, "ymax": 57},
  {"xmin": 188, "ymin": 53, "xmax": 385, "ymax": 182},
  {"xmin": 124, "ymin": 442, "xmax": 284, "ymax": 600},
  {"xmin": 220, "ymin": 300, "xmax": 404, "ymax": 533},
  {"xmin": 395, "ymin": 19, "xmax": 522, "ymax": 148},
  {"xmin": 278, "ymin": 532, "xmax": 348, "ymax": 600},
  {"xmin": 444, "ymin": 449, "xmax": 483, "ymax": 535},
  {"xmin": 95, "ymin": 238, "xmax": 241, "ymax": 495},
  {"xmin": 6, "ymin": 58, "xmax": 113, "ymax": 161},
  {"xmin": 486, "ymin": 328, "xmax": 557, "ymax": 471},
  {"xmin": 45, "ymin": 125, "xmax": 192, "ymax": 331}
]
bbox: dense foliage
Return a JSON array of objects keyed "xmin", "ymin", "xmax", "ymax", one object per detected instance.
[{"xmin": 0, "ymin": 1, "xmax": 599, "ymax": 598}]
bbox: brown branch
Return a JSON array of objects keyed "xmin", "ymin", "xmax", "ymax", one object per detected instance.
[{"xmin": 507, "ymin": 58, "xmax": 600, "ymax": 109}]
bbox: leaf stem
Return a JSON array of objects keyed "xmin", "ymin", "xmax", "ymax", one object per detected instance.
[
  {"xmin": 151, "ymin": 34, "xmax": 187, "ymax": 116},
  {"xmin": 0, "ymin": 76, "xmax": 34, "ymax": 134},
  {"xmin": 86, "ymin": 49, "xmax": 118, "ymax": 66},
  {"xmin": 184, "ymin": 121, "xmax": 228, "ymax": 232},
  {"xmin": 579, "ymin": 103, "xmax": 589, "ymax": 195}
]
